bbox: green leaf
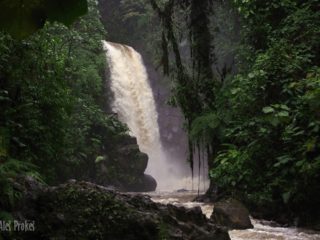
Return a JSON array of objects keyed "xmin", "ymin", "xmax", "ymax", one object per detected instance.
[
  {"xmin": 279, "ymin": 104, "xmax": 290, "ymax": 111},
  {"xmin": 231, "ymin": 88, "xmax": 241, "ymax": 95},
  {"xmin": 95, "ymin": 156, "xmax": 106, "ymax": 164},
  {"xmin": 248, "ymin": 73, "xmax": 255, "ymax": 78},
  {"xmin": 274, "ymin": 155, "xmax": 292, "ymax": 167},
  {"xmin": 262, "ymin": 106, "xmax": 274, "ymax": 114},
  {"xmin": 296, "ymin": 160, "xmax": 305, "ymax": 167},
  {"xmin": 278, "ymin": 111, "xmax": 289, "ymax": 117}
]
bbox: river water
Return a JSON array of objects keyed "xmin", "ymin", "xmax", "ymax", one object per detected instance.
[{"xmin": 145, "ymin": 191, "xmax": 320, "ymax": 240}]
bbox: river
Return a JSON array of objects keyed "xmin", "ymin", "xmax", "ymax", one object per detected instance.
[{"xmin": 145, "ymin": 191, "xmax": 320, "ymax": 240}]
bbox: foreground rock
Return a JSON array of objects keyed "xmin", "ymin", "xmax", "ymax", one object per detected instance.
[
  {"xmin": 9, "ymin": 178, "xmax": 230, "ymax": 240},
  {"xmin": 210, "ymin": 198, "xmax": 253, "ymax": 230}
]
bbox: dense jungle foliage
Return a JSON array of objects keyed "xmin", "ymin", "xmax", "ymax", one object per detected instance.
[
  {"xmin": 206, "ymin": 0, "xmax": 320, "ymax": 223},
  {"xmin": 0, "ymin": 1, "xmax": 129, "ymax": 216},
  {"xmin": 192, "ymin": 0, "xmax": 320, "ymax": 224},
  {"xmin": 107, "ymin": 0, "xmax": 320, "ymax": 224}
]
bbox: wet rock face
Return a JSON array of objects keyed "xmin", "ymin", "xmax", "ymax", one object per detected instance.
[
  {"xmin": 11, "ymin": 180, "xmax": 230, "ymax": 240},
  {"xmin": 210, "ymin": 198, "xmax": 253, "ymax": 230},
  {"xmin": 96, "ymin": 135, "xmax": 157, "ymax": 192}
]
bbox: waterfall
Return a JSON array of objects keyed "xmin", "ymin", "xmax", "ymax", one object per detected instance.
[
  {"xmin": 102, "ymin": 41, "xmax": 159, "ymax": 153},
  {"xmin": 102, "ymin": 41, "xmax": 190, "ymax": 190}
]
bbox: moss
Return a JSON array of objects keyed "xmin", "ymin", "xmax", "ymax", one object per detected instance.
[
  {"xmin": 8, "ymin": 180, "xmax": 230, "ymax": 240},
  {"xmin": 31, "ymin": 183, "xmax": 138, "ymax": 240},
  {"xmin": 157, "ymin": 221, "xmax": 169, "ymax": 240}
]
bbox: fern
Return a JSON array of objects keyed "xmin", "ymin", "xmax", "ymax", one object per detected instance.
[
  {"xmin": 0, "ymin": 158, "xmax": 44, "ymax": 208},
  {"xmin": 1, "ymin": 159, "xmax": 33, "ymax": 175},
  {"xmin": 0, "ymin": 211, "xmax": 14, "ymax": 222}
]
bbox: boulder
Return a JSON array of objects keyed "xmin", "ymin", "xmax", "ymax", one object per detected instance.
[
  {"xmin": 176, "ymin": 189, "xmax": 188, "ymax": 193},
  {"xmin": 9, "ymin": 180, "xmax": 230, "ymax": 240},
  {"xmin": 117, "ymin": 144, "xmax": 148, "ymax": 174},
  {"xmin": 210, "ymin": 198, "xmax": 253, "ymax": 230},
  {"xmin": 95, "ymin": 135, "xmax": 154, "ymax": 191},
  {"xmin": 125, "ymin": 174, "xmax": 157, "ymax": 192}
]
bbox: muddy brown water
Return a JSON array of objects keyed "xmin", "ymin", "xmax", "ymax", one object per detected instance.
[{"xmin": 141, "ymin": 191, "xmax": 320, "ymax": 240}]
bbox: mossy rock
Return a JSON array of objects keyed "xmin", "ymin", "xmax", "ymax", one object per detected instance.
[{"xmin": 10, "ymin": 179, "xmax": 230, "ymax": 240}]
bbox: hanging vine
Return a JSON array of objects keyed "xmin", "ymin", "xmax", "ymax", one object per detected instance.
[{"xmin": 149, "ymin": 0, "xmax": 219, "ymax": 191}]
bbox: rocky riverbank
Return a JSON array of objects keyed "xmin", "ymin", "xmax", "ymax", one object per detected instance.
[
  {"xmin": 194, "ymin": 191, "xmax": 320, "ymax": 232},
  {"xmin": 4, "ymin": 177, "xmax": 230, "ymax": 240}
]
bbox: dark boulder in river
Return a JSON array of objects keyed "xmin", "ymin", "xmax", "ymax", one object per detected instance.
[
  {"xmin": 176, "ymin": 188, "xmax": 189, "ymax": 193},
  {"xmin": 8, "ymin": 177, "xmax": 230, "ymax": 240},
  {"xmin": 210, "ymin": 198, "xmax": 253, "ymax": 230},
  {"xmin": 125, "ymin": 174, "xmax": 157, "ymax": 192}
]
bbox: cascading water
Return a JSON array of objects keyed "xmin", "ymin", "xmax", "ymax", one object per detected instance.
[
  {"xmin": 149, "ymin": 192, "xmax": 320, "ymax": 240},
  {"xmin": 102, "ymin": 41, "xmax": 192, "ymax": 190}
]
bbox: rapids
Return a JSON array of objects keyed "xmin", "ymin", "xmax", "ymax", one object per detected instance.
[{"xmin": 147, "ymin": 191, "xmax": 320, "ymax": 240}]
